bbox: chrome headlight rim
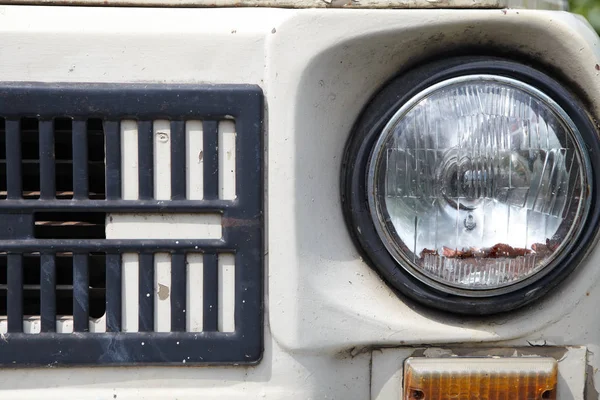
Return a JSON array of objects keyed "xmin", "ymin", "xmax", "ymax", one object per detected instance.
[{"xmin": 341, "ymin": 56, "xmax": 600, "ymax": 315}]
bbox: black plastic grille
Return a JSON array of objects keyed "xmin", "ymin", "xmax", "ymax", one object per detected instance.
[{"xmin": 0, "ymin": 83, "xmax": 263, "ymax": 366}]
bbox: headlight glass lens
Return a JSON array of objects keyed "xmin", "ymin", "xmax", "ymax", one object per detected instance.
[{"xmin": 368, "ymin": 75, "xmax": 592, "ymax": 293}]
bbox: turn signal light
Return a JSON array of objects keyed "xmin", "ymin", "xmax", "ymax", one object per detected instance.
[{"xmin": 404, "ymin": 357, "xmax": 558, "ymax": 400}]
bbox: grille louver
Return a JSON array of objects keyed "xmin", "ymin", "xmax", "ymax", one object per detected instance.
[{"xmin": 0, "ymin": 83, "xmax": 263, "ymax": 365}]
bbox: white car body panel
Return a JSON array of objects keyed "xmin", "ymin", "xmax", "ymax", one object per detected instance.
[{"xmin": 0, "ymin": 5, "xmax": 599, "ymax": 399}]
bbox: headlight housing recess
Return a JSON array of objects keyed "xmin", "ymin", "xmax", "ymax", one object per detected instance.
[{"xmin": 342, "ymin": 57, "xmax": 600, "ymax": 314}]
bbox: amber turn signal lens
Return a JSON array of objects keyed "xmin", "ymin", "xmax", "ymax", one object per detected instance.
[{"xmin": 404, "ymin": 357, "xmax": 558, "ymax": 400}]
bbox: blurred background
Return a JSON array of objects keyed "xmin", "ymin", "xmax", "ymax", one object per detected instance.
[{"xmin": 570, "ymin": 0, "xmax": 600, "ymax": 33}]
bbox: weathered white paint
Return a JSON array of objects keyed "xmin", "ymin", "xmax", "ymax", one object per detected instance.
[
  {"xmin": 106, "ymin": 214, "xmax": 222, "ymax": 239},
  {"xmin": 121, "ymin": 253, "xmax": 140, "ymax": 332},
  {"xmin": 56, "ymin": 317, "xmax": 74, "ymax": 334},
  {"xmin": 0, "ymin": 5, "xmax": 599, "ymax": 399},
  {"xmin": 218, "ymin": 253, "xmax": 235, "ymax": 332},
  {"xmin": 0, "ymin": 328, "xmax": 371, "ymax": 399},
  {"xmin": 265, "ymin": 8, "xmax": 600, "ymax": 354},
  {"xmin": 153, "ymin": 120, "xmax": 172, "ymax": 201},
  {"xmin": 1, "ymin": 315, "xmax": 107, "ymax": 334},
  {"xmin": 89, "ymin": 315, "xmax": 107, "ymax": 333},
  {"xmin": 0, "ymin": 0, "xmax": 568, "ymax": 10},
  {"xmin": 218, "ymin": 121, "xmax": 237, "ymax": 200},
  {"xmin": 121, "ymin": 120, "xmax": 139, "ymax": 200},
  {"xmin": 186, "ymin": 254, "xmax": 204, "ymax": 332},
  {"xmin": 186, "ymin": 121, "xmax": 204, "ymax": 200},
  {"xmin": 22, "ymin": 318, "xmax": 40, "ymax": 334}
]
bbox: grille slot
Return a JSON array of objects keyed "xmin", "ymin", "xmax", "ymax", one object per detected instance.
[
  {"xmin": 0, "ymin": 117, "xmax": 106, "ymax": 200},
  {"xmin": 0, "ymin": 253, "xmax": 106, "ymax": 318},
  {"xmin": 35, "ymin": 212, "xmax": 106, "ymax": 239},
  {"xmin": 0, "ymin": 83, "xmax": 263, "ymax": 365}
]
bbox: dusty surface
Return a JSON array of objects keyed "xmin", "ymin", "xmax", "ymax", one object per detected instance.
[{"xmin": 0, "ymin": 0, "xmax": 566, "ymax": 9}]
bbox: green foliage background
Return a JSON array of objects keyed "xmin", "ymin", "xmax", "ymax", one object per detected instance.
[{"xmin": 570, "ymin": 0, "xmax": 600, "ymax": 32}]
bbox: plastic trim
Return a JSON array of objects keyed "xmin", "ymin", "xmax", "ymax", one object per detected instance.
[{"xmin": 0, "ymin": 82, "xmax": 264, "ymax": 365}]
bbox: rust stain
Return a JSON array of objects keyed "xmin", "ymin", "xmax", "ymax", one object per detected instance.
[{"xmin": 222, "ymin": 216, "xmax": 260, "ymax": 228}]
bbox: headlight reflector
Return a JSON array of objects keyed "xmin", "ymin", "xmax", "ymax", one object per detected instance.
[{"xmin": 367, "ymin": 75, "xmax": 592, "ymax": 294}]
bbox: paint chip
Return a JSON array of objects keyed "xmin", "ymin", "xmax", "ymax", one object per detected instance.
[{"xmin": 157, "ymin": 283, "xmax": 170, "ymax": 300}]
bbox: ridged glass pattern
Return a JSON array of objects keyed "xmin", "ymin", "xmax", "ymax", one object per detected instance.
[{"xmin": 374, "ymin": 80, "xmax": 588, "ymax": 290}]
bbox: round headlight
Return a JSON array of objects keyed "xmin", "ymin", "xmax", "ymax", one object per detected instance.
[{"xmin": 342, "ymin": 58, "xmax": 600, "ymax": 314}]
